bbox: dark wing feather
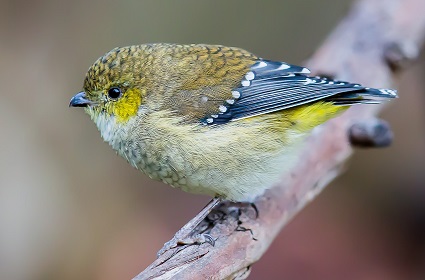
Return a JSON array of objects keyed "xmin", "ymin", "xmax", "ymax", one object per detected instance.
[{"xmin": 203, "ymin": 60, "xmax": 397, "ymax": 125}]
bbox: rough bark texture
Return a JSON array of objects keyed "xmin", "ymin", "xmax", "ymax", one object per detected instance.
[{"xmin": 134, "ymin": 0, "xmax": 425, "ymax": 279}]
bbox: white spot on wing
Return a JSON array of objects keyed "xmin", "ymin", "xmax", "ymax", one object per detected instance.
[
  {"xmin": 232, "ymin": 91, "xmax": 241, "ymax": 98},
  {"xmin": 276, "ymin": 63, "xmax": 290, "ymax": 70},
  {"xmin": 245, "ymin": 71, "xmax": 255, "ymax": 80},
  {"xmin": 219, "ymin": 105, "xmax": 227, "ymax": 112},
  {"xmin": 304, "ymin": 78, "xmax": 315, "ymax": 85},
  {"xmin": 226, "ymin": 99, "xmax": 235, "ymax": 104},
  {"xmin": 206, "ymin": 118, "xmax": 213, "ymax": 123},
  {"xmin": 254, "ymin": 61, "xmax": 267, "ymax": 68},
  {"xmin": 301, "ymin": 67, "xmax": 311, "ymax": 74},
  {"xmin": 241, "ymin": 80, "xmax": 250, "ymax": 87}
]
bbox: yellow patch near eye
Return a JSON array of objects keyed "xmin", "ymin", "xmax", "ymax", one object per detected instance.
[{"xmin": 112, "ymin": 88, "xmax": 143, "ymax": 123}]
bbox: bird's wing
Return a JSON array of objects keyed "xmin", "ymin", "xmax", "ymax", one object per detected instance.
[
  {"xmin": 200, "ymin": 59, "xmax": 397, "ymax": 125},
  {"xmin": 157, "ymin": 45, "xmax": 396, "ymax": 125}
]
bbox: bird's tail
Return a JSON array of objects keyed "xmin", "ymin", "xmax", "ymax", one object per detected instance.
[{"xmin": 327, "ymin": 87, "xmax": 398, "ymax": 105}]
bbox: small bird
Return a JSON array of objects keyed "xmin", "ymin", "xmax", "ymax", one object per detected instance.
[{"xmin": 70, "ymin": 43, "xmax": 397, "ymax": 203}]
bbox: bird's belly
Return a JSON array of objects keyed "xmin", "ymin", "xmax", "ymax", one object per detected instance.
[
  {"xmin": 117, "ymin": 145, "xmax": 211, "ymax": 196},
  {"xmin": 122, "ymin": 142, "xmax": 302, "ymax": 202},
  {"xmin": 117, "ymin": 116, "xmax": 308, "ymax": 202}
]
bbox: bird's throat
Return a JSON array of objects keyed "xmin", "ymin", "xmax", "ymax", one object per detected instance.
[{"xmin": 86, "ymin": 107, "xmax": 130, "ymax": 151}]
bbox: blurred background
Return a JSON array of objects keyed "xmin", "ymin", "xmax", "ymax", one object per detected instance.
[{"xmin": 0, "ymin": 0, "xmax": 424, "ymax": 279}]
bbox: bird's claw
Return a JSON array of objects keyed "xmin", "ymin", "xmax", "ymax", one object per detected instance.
[
  {"xmin": 177, "ymin": 233, "xmax": 216, "ymax": 246},
  {"xmin": 157, "ymin": 233, "xmax": 216, "ymax": 257}
]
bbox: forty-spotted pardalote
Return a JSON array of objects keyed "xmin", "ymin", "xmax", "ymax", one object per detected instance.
[{"xmin": 70, "ymin": 43, "xmax": 396, "ymax": 204}]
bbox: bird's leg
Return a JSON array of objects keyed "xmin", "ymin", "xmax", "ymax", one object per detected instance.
[
  {"xmin": 216, "ymin": 201, "xmax": 259, "ymax": 240},
  {"xmin": 234, "ymin": 204, "xmax": 258, "ymax": 241},
  {"xmin": 157, "ymin": 197, "xmax": 222, "ymax": 256}
]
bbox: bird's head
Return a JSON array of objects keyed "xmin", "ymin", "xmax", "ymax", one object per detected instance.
[{"xmin": 70, "ymin": 46, "xmax": 150, "ymax": 126}]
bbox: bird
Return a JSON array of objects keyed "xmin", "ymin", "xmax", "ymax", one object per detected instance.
[{"xmin": 70, "ymin": 43, "xmax": 397, "ymax": 208}]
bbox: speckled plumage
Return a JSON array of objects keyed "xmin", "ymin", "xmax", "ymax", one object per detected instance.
[
  {"xmin": 83, "ymin": 44, "xmax": 257, "ymax": 124},
  {"xmin": 71, "ymin": 43, "xmax": 397, "ymax": 201}
]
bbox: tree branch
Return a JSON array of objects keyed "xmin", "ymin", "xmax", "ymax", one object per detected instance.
[{"xmin": 134, "ymin": 0, "xmax": 425, "ymax": 279}]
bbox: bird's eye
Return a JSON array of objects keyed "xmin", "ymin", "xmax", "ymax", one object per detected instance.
[{"xmin": 107, "ymin": 87, "xmax": 122, "ymax": 100}]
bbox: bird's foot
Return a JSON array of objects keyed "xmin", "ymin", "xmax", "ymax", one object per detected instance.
[
  {"xmin": 156, "ymin": 199, "xmax": 259, "ymax": 256},
  {"xmin": 157, "ymin": 197, "xmax": 221, "ymax": 257},
  {"xmin": 176, "ymin": 233, "xmax": 216, "ymax": 246},
  {"xmin": 234, "ymin": 203, "xmax": 258, "ymax": 241}
]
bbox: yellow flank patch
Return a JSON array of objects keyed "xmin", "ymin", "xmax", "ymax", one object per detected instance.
[
  {"xmin": 233, "ymin": 102, "xmax": 348, "ymax": 146},
  {"xmin": 112, "ymin": 88, "xmax": 143, "ymax": 123},
  {"xmin": 287, "ymin": 102, "xmax": 347, "ymax": 133}
]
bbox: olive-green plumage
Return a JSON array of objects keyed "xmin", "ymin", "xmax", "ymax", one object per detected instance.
[
  {"xmin": 70, "ymin": 43, "xmax": 397, "ymax": 201},
  {"xmin": 83, "ymin": 44, "xmax": 257, "ymax": 123}
]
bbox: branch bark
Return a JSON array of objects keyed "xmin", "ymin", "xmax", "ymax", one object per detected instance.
[{"xmin": 134, "ymin": 0, "xmax": 425, "ymax": 279}]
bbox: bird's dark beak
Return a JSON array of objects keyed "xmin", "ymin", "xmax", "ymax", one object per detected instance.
[{"xmin": 69, "ymin": 91, "xmax": 91, "ymax": 107}]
